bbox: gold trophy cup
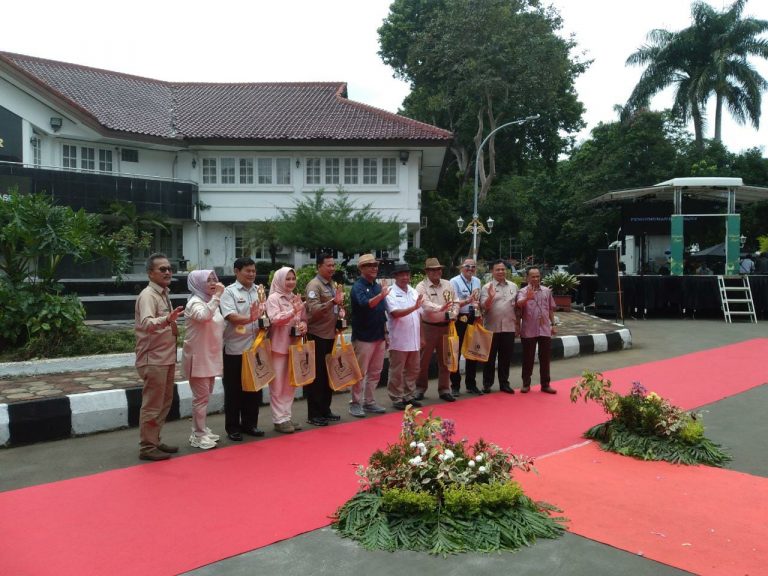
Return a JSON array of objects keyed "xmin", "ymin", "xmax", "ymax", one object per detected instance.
[{"xmin": 257, "ymin": 284, "xmax": 270, "ymax": 328}]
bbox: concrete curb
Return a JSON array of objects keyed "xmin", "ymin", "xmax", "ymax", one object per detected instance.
[{"xmin": 0, "ymin": 327, "xmax": 630, "ymax": 447}]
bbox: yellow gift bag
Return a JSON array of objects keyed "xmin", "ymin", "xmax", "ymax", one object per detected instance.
[
  {"xmin": 461, "ymin": 321, "xmax": 492, "ymax": 363},
  {"xmin": 241, "ymin": 329, "xmax": 275, "ymax": 392},
  {"xmin": 289, "ymin": 336, "xmax": 316, "ymax": 387},
  {"xmin": 442, "ymin": 321, "xmax": 459, "ymax": 373},
  {"xmin": 325, "ymin": 333, "xmax": 363, "ymax": 391}
]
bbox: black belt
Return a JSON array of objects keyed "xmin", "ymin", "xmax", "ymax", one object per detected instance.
[{"xmin": 422, "ymin": 320, "xmax": 449, "ymax": 326}]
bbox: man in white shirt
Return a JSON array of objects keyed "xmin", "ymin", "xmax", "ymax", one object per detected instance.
[
  {"xmin": 449, "ymin": 258, "xmax": 483, "ymax": 396},
  {"xmin": 385, "ymin": 263, "xmax": 424, "ymax": 410},
  {"xmin": 480, "ymin": 259, "xmax": 519, "ymax": 394}
]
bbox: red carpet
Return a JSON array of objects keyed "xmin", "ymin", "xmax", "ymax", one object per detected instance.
[
  {"xmin": 0, "ymin": 338, "xmax": 765, "ymax": 575},
  {"xmin": 517, "ymin": 442, "xmax": 768, "ymax": 576}
]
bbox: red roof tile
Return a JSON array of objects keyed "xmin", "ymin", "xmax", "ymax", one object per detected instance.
[{"xmin": 0, "ymin": 51, "xmax": 452, "ymax": 144}]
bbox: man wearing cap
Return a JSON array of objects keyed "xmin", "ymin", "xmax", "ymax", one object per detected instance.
[
  {"xmin": 480, "ymin": 259, "xmax": 519, "ymax": 394},
  {"xmin": 385, "ymin": 263, "xmax": 424, "ymax": 410},
  {"xmin": 415, "ymin": 257, "xmax": 458, "ymax": 402},
  {"xmin": 449, "ymin": 257, "xmax": 483, "ymax": 396},
  {"xmin": 349, "ymin": 254, "xmax": 390, "ymax": 417}
]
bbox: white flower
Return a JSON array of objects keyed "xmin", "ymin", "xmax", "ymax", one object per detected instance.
[
  {"xmin": 409, "ymin": 441, "xmax": 417, "ymax": 448},
  {"xmin": 468, "ymin": 460, "xmax": 476, "ymax": 468},
  {"xmin": 409, "ymin": 455, "xmax": 423, "ymax": 465},
  {"xmin": 475, "ymin": 454, "xmax": 484, "ymax": 462},
  {"xmin": 443, "ymin": 449, "xmax": 454, "ymax": 460},
  {"xmin": 478, "ymin": 466, "xmax": 487, "ymax": 473},
  {"xmin": 417, "ymin": 442, "xmax": 427, "ymax": 455}
]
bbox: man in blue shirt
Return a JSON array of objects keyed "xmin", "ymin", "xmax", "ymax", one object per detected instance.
[
  {"xmin": 349, "ymin": 254, "xmax": 390, "ymax": 417},
  {"xmin": 450, "ymin": 257, "xmax": 483, "ymax": 396}
]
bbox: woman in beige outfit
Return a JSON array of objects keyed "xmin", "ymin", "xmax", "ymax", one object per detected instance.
[{"xmin": 182, "ymin": 270, "xmax": 226, "ymax": 449}]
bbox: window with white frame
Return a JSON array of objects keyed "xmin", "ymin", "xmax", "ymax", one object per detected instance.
[
  {"xmin": 99, "ymin": 149, "xmax": 113, "ymax": 172},
  {"xmin": 306, "ymin": 158, "xmax": 321, "ymax": 185},
  {"xmin": 221, "ymin": 158, "xmax": 236, "ymax": 184},
  {"xmin": 276, "ymin": 158, "xmax": 291, "ymax": 184},
  {"xmin": 202, "ymin": 158, "xmax": 217, "ymax": 184},
  {"xmin": 363, "ymin": 158, "xmax": 378, "ymax": 184},
  {"xmin": 382, "ymin": 158, "xmax": 397, "ymax": 185},
  {"xmin": 31, "ymin": 137, "xmax": 42, "ymax": 167},
  {"xmin": 257, "ymin": 158, "xmax": 272, "ymax": 184},
  {"xmin": 344, "ymin": 158, "xmax": 359, "ymax": 185},
  {"xmin": 81, "ymin": 147, "xmax": 95, "ymax": 171},
  {"xmin": 325, "ymin": 158, "xmax": 340, "ymax": 185},
  {"xmin": 239, "ymin": 158, "xmax": 254, "ymax": 184},
  {"xmin": 63, "ymin": 144, "xmax": 77, "ymax": 169}
]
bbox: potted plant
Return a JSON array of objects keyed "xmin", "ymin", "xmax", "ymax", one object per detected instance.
[{"xmin": 542, "ymin": 271, "xmax": 580, "ymax": 311}]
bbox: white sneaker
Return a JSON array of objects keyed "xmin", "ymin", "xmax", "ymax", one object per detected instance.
[
  {"xmin": 190, "ymin": 435, "xmax": 217, "ymax": 450},
  {"xmin": 204, "ymin": 427, "xmax": 220, "ymax": 442}
]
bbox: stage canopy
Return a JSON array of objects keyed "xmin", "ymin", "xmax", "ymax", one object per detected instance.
[{"xmin": 586, "ymin": 177, "xmax": 768, "ymax": 206}]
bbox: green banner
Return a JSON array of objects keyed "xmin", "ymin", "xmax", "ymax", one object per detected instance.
[
  {"xmin": 725, "ymin": 214, "xmax": 740, "ymax": 275},
  {"xmin": 670, "ymin": 215, "xmax": 684, "ymax": 276}
]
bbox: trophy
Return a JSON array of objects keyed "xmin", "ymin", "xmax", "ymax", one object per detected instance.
[
  {"xmin": 469, "ymin": 287, "xmax": 480, "ymax": 321},
  {"xmin": 333, "ymin": 281, "xmax": 347, "ymax": 331},
  {"xmin": 257, "ymin": 284, "xmax": 270, "ymax": 328},
  {"xmin": 290, "ymin": 294, "xmax": 303, "ymax": 338},
  {"xmin": 443, "ymin": 289, "xmax": 454, "ymax": 321}
]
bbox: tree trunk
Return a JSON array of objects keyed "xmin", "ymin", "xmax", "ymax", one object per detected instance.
[
  {"xmin": 714, "ymin": 94, "xmax": 723, "ymax": 142},
  {"xmin": 691, "ymin": 103, "xmax": 705, "ymax": 150}
]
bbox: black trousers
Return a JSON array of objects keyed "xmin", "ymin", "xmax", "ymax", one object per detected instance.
[
  {"xmin": 223, "ymin": 352, "xmax": 262, "ymax": 433},
  {"xmin": 482, "ymin": 331, "xmax": 515, "ymax": 389},
  {"xmin": 520, "ymin": 336, "xmax": 552, "ymax": 388},
  {"xmin": 306, "ymin": 335, "xmax": 334, "ymax": 419},
  {"xmin": 450, "ymin": 319, "xmax": 479, "ymax": 390}
]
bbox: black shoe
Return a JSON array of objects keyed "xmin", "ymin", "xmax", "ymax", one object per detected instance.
[
  {"xmin": 451, "ymin": 387, "xmax": 461, "ymax": 397},
  {"xmin": 482, "ymin": 386, "xmax": 493, "ymax": 394},
  {"xmin": 243, "ymin": 427, "xmax": 265, "ymax": 437},
  {"xmin": 439, "ymin": 393, "xmax": 456, "ymax": 402},
  {"xmin": 520, "ymin": 385, "xmax": 530, "ymax": 393},
  {"xmin": 466, "ymin": 387, "xmax": 484, "ymax": 395},
  {"xmin": 541, "ymin": 386, "xmax": 557, "ymax": 394},
  {"xmin": 227, "ymin": 432, "xmax": 243, "ymax": 441},
  {"xmin": 499, "ymin": 385, "xmax": 515, "ymax": 394},
  {"xmin": 323, "ymin": 412, "xmax": 341, "ymax": 421},
  {"xmin": 307, "ymin": 417, "xmax": 329, "ymax": 426},
  {"xmin": 406, "ymin": 399, "xmax": 423, "ymax": 407},
  {"xmin": 414, "ymin": 392, "xmax": 425, "ymax": 401},
  {"xmin": 392, "ymin": 401, "xmax": 407, "ymax": 410}
]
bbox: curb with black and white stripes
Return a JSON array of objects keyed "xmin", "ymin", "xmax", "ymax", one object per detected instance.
[{"xmin": 0, "ymin": 324, "xmax": 630, "ymax": 447}]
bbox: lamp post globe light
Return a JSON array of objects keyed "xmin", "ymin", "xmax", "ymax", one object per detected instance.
[{"xmin": 457, "ymin": 114, "xmax": 540, "ymax": 261}]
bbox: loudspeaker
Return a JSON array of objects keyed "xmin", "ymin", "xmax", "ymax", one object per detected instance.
[
  {"xmin": 597, "ymin": 249, "xmax": 619, "ymax": 292},
  {"xmin": 595, "ymin": 291, "xmax": 619, "ymax": 318}
]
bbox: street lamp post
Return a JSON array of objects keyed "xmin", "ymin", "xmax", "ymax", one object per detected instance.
[{"xmin": 457, "ymin": 114, "xmax": 540, "ymax": 261}]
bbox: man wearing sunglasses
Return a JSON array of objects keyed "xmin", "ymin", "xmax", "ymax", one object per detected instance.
[
  {"xmin": 135, "ymin": 253, "xmax": 185, "ymax": 461},
  {"xmin": 449, "ymin": 258, "xmax": 483, "ymax": 396}
]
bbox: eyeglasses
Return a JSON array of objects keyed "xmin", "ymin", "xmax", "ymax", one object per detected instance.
[
  {"xmin": 464, "ymin": 265, "xmax": 476, "ymax": 270},
  {"xmin": 156, "ymin": 266, "xmax": 172, "ymax": 273}
]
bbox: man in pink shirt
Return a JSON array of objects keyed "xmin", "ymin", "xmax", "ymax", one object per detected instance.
[{"xmin": 515, "ymin": 267, "xmax": 557, "ymax": 394}]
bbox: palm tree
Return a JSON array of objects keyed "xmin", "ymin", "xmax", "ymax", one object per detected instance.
[{"xmin": 626, "ymin": 0, "xmax": 768, "ymax": 147}]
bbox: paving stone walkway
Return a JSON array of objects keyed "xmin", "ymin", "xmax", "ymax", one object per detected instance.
[{"xmin": 0, "ymin": 310, "xmax": 624, "ymax": 404}]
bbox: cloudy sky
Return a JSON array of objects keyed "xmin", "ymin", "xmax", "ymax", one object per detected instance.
[{"xmin": 4, "ymin": 0, "xmax": 767, "ymax": 153}]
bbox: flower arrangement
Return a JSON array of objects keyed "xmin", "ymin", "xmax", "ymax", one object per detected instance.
[
  {"xmin": 570, "ymin": 370, "xmax": 729, "ymax": 466},
  {"xmin": 333, "ymin": 407, "xmax": 565, "ymax": 554}
]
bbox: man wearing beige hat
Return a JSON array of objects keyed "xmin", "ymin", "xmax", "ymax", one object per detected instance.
[
  {"xmin": 349, "ymin": 253, "xmax": 390, "ymax": 417},
  {"xmin": 415, "ymin": 257, "xmax": 458, "ymax": 402}
]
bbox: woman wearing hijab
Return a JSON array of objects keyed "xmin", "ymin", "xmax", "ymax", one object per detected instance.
[
  {"xmin": 182, "ymin": 269, "xmax": 226, "ymax": 449},
  {"xmin": 267, "ymin": 267, "xmax": 307, "ymax": 433}
]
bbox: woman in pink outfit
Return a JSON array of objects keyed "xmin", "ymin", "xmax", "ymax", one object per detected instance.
[
  {"xmin": 267, "ymin": 267, "xmax": 307, "ymax": 433},
  {"xmin": 182, "ymin": 270, "xmax": 226, "ymax": 449}
]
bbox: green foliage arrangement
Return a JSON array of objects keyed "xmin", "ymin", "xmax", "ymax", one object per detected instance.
[
  {"xmin": 570, "ymin": 370, "xmax": 730, "ymax": 466},
  {"xmin": 333, "ymin": 408, "xmax": 565, "ymax": 554},
  {"xmin": 542, "ymin": 271, "xmax": 580, "ymax": 295}
]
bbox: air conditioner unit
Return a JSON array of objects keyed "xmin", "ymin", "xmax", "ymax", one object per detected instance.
[{"xmin": 420, "ymin": 216, "xmax": 428, "ymax": 229}]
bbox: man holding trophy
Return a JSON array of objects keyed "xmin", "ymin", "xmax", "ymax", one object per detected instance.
[
  {"xmin": 415, "ymin": 257, "xmax": 458, "ymax": 402},
  {"xmin": 305, "ymin": 252, "xmax": 345, "ymax": 426},
  {"xmin": 449, "ymin": 258, "xmax": 484, "ymax": 396}
]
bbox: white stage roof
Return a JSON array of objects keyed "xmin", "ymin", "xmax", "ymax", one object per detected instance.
[{"xmin": 586, "ymin": 176, "xmax": 768, "ymax": 205}]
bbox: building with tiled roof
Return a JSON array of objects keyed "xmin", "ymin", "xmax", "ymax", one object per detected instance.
[{"xmin": 0, "ymin": 51, "xmax": 452, "ymax": 274}]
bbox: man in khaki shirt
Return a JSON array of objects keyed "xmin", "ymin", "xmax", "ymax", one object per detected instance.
[
  {"xmin": 415, "ymin": 258, "xmax": 457, "ymax": 402},
  {"xmin": 480, "ymin": 259, "xmax": 519, "ymax": 394},
  {"xmin": 135, "ymin": 253, "xmax": 184, "ymax": 461}
]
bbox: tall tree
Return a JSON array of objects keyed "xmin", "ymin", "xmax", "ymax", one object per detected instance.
[{"xmin": 626, "ymin": 0, "xmax": 768, "ymax": 147}]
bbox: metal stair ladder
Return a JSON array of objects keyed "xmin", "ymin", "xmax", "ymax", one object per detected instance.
[{"xmin": 717, "ymin": 275, "xmax": 757, "ymax": 323}]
